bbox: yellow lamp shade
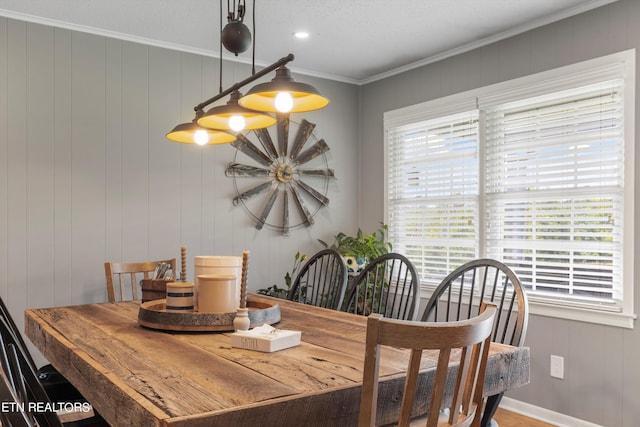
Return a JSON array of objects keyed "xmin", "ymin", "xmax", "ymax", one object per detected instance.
[
  {"xmin": 197, "ymin": 90, "xmax": 276, "ymax": 131},
  {"xmin": 166, "ymin": 121, "xmax": 236, "ymax": 145},
  {"xmin": 238, "ymin": 66, "xmax": 329, "ymax": 113}
]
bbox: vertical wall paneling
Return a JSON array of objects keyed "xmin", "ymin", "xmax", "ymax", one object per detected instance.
[
  {"xmin": 621, "ymin": 3, "xmax": 640, "ymax": 424},
  {"xmin": 572, "ymin": 5, "xmax": 610, "ymax": 62},
  {"xmin": 148, "ymin": 47, "xmax": 181, "ymax": 261},
  {"xmin": 200, "ymin": 56, "xmax": 218, "ymax": 260},
  {"xmin": 0, "ymin": 18, "xmax": 8, "ymax": 299},
  {"xmin": 177, "ymin": 54, "xmax": 205, "ymax": 260},
  {"xmin": 179, "ymin": 53, "xmax": 206, "ymax": 264},
  {"xmin": 104, "ymin": 38, "xmax": 123, "ymax": 269},
  {"xmin": 53, "ymin": 27, "xmax": 73, "ymax": 306},
  {"xmin": 70, "ymin": 32, "xmax": 107, "ymax": 304},
  {"xmin": 6, "ymin": 18, "xmax": 27, "ymax": 325},
  {"xmin": 26, "ymin": 23, "xmax": 55, "ymax": 308},
  {"xmin": 120, "ymin": 42, "xmax": 150, "ymax": 260},
  {"xmin": 495, "ymin": 31, "xmax": 532, "ymax": 83}
]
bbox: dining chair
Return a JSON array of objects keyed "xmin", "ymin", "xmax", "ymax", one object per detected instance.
[
  {"xmin": 287, "ymin": 249, "xmax": 348, "ymax": 310},
  {"xmin": 0, "ymin": 327, "xmax": 108, "ymax": 427},
  {"xmin": 0, "ymin": 296, "xmax": 86, "ymax": 404},
  {"xmin": 420, "ymin": 259, "xmax": 529, "ymax": 427},
  {"xmin": 343, "ymin": 253, "xmax": 420, "ymax": 320},
  {"xmin": 2, "ymin": 339, "xmax": 69, "ymax": 427},
  {"xmin": 0, "ymin": 358, "xmax": 34, "ymax": 427},
  {"xmin": 104, "ymin": 258, "xmax": 176, "ymax": 302},
  {"xmin": 359, "ymin": 304, "xmax": 497, "ymax": 427}
]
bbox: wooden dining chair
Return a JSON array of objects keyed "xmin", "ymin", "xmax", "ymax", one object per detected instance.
[
  {"xmin": 288, "ymin": 249, "xmax": 348, "ymax": 310},
  {"xmin": 343, "ymin": 253, "xmax": 420, "ymax": 320},
  {"xmin": 359, "ymin": 304, "xmax": 497, "ymax": 427},
  {"xmin": 420, "ymin": 259, "xmax": 529, "ymax": 427},
  {"xmin": 104, "ymin": 258, "xmax": 176, "ymax": 302}
]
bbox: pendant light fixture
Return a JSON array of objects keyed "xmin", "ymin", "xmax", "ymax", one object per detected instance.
[
  {"xmin": 197, "ymin": 0, "xmax": 275, "ymax": 133},
  {"xmin": 166, "ymin": 0, "xmax": 329, "ymax": 145}
]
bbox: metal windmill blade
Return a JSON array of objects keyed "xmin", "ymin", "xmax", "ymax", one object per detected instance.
[
  {"xmin": 232, "ymin": 133, "xmax": 272, "ymax": 166},
  {"xmin": 225, "ymin": 163, "xmax": 271, "ymax": 178},
  {"xmin": 277, "ymin": 113, "xmax": 290, "ymax": 157},
  {"xmin": 232, "ymin": 181, "xmax": 273, "ymax": 206},
  {"xmin": 289, "ymin": 119, "xmax": 316, "ymax": 160},
  {"xmin": 293, "ymin": 139, "xmax": 329, "ymax": 166}
]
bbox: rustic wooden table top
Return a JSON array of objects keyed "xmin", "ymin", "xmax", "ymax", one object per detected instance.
[{"xmin": 24, "ymin": 294, "xmax": 529, "ymax": 427}]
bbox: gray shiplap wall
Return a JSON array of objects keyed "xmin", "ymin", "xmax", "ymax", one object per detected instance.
[
  {"xmin": 359, "ymin": 1, "xmax": 638, "ymax": 426},
  {"xmin": 0, "ymin": 17, "xmax": 360, "ymax": 357}
]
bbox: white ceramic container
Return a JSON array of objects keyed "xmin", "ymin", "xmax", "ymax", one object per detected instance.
[{"xmin": 194, "ymin": 256, "xmax": 243, "ymax": 311}]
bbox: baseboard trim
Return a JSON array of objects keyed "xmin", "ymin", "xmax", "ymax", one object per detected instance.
[{"xmin": 500, "ymin": 397, "xmax": 603, "ymax": 427}]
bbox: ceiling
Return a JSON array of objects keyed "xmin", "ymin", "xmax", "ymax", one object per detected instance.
[{"xmin": 0, "ymin": 0, "xmax": 619, "ymax": 84}]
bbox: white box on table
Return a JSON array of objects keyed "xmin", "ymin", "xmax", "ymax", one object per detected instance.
[{"xmin": 230, "ymin": 325, "xmax": 301, "ymax": 353}]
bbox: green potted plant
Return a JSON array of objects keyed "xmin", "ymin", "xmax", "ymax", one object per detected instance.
[
  {"xmin": 257, "ymin": 251, "xmax": 307, "ymax": 299},
  {"xmin": 318, "ymin": 223, "xmax": 392, "ymax": 275}
]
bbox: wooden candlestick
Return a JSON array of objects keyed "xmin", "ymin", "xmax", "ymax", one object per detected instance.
[
  {"xmin": 181, "ymin": 246, "xmax": 187, "ymax": 282},
  {"xmin": 240, "ymin": 251, "xmax": 249, "ymax": 309}
]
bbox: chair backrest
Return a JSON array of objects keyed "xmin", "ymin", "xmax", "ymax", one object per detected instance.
[
  {"xmin": 359, "ymin": 304, "xmax": 497, "ymax": 427},
  {"xmin": 0, "ymin": 364, "xmax": 34, "ymax": 427},
  {"xmin": 104, "ymin": 258, "xmax": 176, "ymax": 302},
  {"xmin": 343, "ymin": 253, "xmax": 420, "ymax": 320},
  {"xmin": 288, "ymin": 249, "xmax": 348, "ymax": 310},
  {"xmin": 0, "ymin": 323, "xmax": 63, "ymax": 427},
  {"xmin": 421, "ymin": 259, "xmax": 529, "ymax": 347},
  {"xmin": 0, "ymin": 296, "xmax": 37, "ymax": 372}
]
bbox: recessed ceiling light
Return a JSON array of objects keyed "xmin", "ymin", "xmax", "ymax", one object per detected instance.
[{"xmin": 294, "ymin": 31, "xmax": 309, "ymax": 39}]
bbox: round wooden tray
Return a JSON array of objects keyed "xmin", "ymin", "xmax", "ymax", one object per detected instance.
[{"xmin": 137, "ymin": 296, "xmax": 280, "ymax": 332}]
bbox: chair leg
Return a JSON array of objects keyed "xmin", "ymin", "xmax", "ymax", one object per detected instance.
[{"xmin": 481, "ymin": 392, "xmax": 503, "ymax": 427}]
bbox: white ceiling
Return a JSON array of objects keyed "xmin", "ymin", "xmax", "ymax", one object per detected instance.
[{"xmin": 0, "ymin": 0, "xmax": 619, "ymax": 84}]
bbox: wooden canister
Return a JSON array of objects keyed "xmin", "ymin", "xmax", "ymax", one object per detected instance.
[
  {"xmin": 196, "ymin": 274, "xmax": 237, "ymax": 313},
  {"xmin": 165, "ymin": 282, "xmax": 195, "ymax": 313},
  {"xmin": 141, "ymin": 279, "xmax": 170, "ymax": 302}
]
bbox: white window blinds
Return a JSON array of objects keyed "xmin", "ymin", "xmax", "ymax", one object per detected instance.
[
  {"xmin": 385, "ymin": 50, "xmax": 634, "ymax": 325},
  {"xmin": 484, "ymin": 81, "xmax": 624, "ymax": 306},
  {"xmin": 387, "ymin": 112, "xmax": 479, "ymax": 287}
]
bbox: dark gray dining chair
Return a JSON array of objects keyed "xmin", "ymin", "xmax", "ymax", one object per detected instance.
[
  {"xmin": 420, "ymin": 258, "xmax": 529, "ymax": 427},
  {"xmin": 0, "ymin": 355, "xmax": 33, "ymax": 427},
  {"xmin": 0, "ymin": 300, "xmax": 108, "ymax": 426},
  {"xmin": 0, "ymin": 296, "xmax": 85, "ymax": 403},
  {"xmin": 0, "ymin": 327, "xmax": 109, "ymax": 426},
  {"xmin": 343, "ymin": 253, "xmax": 420, "ymax": 320},
  {"xmin": 288, "ymin": 249, "xmax": 348, "ymax": 310}
]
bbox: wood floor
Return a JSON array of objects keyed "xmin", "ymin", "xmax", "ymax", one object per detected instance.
[{"xmin": 494, "ymin": 408, "xmax": 556, "ymax": 427}]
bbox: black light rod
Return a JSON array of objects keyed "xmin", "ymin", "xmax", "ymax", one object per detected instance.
[{"xmin": 194, "ymin": 53, "xmax": 295, "ymax": 113}]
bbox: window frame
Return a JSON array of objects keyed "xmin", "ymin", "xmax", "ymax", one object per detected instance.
[{"xmin": 384, "ymin": 50, "xmax": 636, "ymax": 328}]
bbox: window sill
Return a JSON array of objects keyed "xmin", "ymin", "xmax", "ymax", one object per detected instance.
[
  {"xmin": 419, "ymin": 285, "xmax": 637, "ymax": 329},
  {"xmin": 529, "ymin": 298, "xmax": 636, "ymax": 329}
]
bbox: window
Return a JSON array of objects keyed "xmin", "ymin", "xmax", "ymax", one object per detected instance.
[{"xmin": 384, "ymin": 51, "xmax": 635, "ymax": 328}]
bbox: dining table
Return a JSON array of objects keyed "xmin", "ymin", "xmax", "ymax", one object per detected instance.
[{"xmin": 24, "ymin": 294, "xmax": 530, "ymax": 427}]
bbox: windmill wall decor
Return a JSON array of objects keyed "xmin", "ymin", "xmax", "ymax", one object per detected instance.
[{"xmin": 225, "ymin": 114, "xmax": 334, "ymax": 236}]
